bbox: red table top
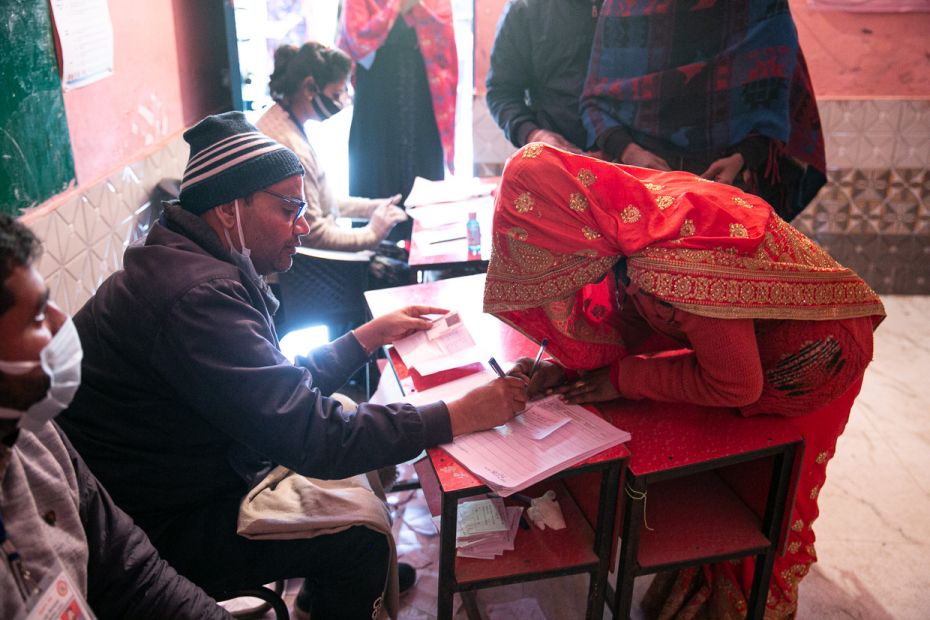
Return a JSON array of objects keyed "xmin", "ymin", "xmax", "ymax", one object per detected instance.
[{"xmin": 598, "ymin": 399, "xmax": 801, "ymax": 478}]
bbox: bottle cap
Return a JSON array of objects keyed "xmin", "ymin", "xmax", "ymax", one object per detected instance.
[{"xmin": 468, "ymin": 212, "xmax": 477, "ymax": 219}]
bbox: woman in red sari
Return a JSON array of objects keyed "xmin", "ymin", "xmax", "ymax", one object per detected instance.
[{"xmin": 483, "ymin": 143, "xmax": 884, "ymax": 618}]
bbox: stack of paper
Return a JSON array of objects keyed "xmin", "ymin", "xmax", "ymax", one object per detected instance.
[
  {"xmin": 393, "ymin": 311, "xmax": 483, "ymax": 375},
  {"xmin": 453, "ymin": 497, "xmax": 523, "ymax": 560},
  {"xmin": 443, "ymin": 394, "xmax": 630, "ymax": 497},
  {"xmin": 404, "ymin": 176, "xmax": 494, "ymax": 207}
]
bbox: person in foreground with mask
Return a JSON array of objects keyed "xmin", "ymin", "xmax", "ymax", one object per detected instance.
[
  {"xmin": 57, "ymin": 112, "xmax": 526, "ymax": 619},
  {"xmin": 0, "ymin": 214, "xmax": 231, "ymax": 619},
  {"xmin": 256, "ymin": 41, "xmax": 408, "ymax": 253}
]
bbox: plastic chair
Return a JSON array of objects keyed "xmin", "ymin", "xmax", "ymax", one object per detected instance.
[
  {"xmin": 215, "ymin": 580, "xmax": 289, "ymax": 620},
  {"xmin": 275, "ymin": 247, "xmax": 373, "ymax": 336}
]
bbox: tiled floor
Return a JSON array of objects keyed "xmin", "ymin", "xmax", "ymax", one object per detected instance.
[{"xmin": 229, "ymin": 295, "xmax": 930, "ymax": 619}]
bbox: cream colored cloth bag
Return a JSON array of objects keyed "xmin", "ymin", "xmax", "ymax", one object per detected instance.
[{"xmin": 237, "ymin": 466, "xmax": 399, "ymax": 619}]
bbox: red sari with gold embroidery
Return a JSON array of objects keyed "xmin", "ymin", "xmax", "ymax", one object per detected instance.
[{"xmin": 483, "ymin": 144, "xmax": 884, "ymax": 618}]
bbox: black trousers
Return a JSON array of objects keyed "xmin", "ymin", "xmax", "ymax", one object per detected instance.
[{"xmin": 150, "ymin": 497, "xmax": 389, "ymax": 619}]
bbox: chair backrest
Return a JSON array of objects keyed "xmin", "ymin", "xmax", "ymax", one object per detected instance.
[
  {"xmin": 215, "ymin": 580, "xmax": 289, "ymax": 620},
  {"xmin": 275, "ymin": 249, "xmax": 371, "ymax": 336}
]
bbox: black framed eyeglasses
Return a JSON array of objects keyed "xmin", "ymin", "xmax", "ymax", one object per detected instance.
[{"xmin": 261, "ymin": 189, "xmax": 307, "ymax": 224}]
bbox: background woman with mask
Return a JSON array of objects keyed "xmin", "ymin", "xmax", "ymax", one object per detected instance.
[{"xmin": 256, "ymin": 42, "xmax": 408, "ymax": 253}]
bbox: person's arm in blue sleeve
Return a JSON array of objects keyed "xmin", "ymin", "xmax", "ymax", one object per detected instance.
[{"xmin": 151, "ymin": 279, "xmax": 453, "ymax": 481}]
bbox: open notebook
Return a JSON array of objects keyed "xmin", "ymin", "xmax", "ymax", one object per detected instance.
[{"xmin": 402, "ymin": 369, "xmax": 631, "ymax": 497}]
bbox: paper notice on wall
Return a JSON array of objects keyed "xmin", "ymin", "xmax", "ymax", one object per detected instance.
[{"xmin": 50, "ymin": 0, "xmax": 114, "ymax": 90}]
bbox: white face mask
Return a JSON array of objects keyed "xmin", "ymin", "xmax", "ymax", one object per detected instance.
[
  {"xmin": 223, "ymin": 200, "xmax": 280, "ymax": 313},
  {"xmin": 0, "ymin": 317, "xmax": 83, "ymax": 431},
  {"xmin": 224, "ymin": 199, "xmax": 259, "ymax": 278}
]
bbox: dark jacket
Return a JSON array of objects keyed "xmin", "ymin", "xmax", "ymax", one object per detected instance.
[
  {"xmin": 58, "ymin": 205, "xmax": 451, "ymax": 535},
  {"xmin": 0, "ymin": 423, "xmax": 230, "ymax": 619},
  {"xmin": 485, "ymin": 0, "xmax": 600, "ymax": 149}
]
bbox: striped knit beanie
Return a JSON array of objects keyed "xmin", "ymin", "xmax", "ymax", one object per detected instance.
[{"xmin": 178, "ymin": 111, "xmax": 304, "ymax": 214}]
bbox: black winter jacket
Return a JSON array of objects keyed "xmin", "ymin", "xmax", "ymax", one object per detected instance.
[
  {"xmin": 58, "ymin": 205, "xmax": 451, "ymax": 535},
  {"xmin": 486, "ymin": 0, "xmax": 601, "ymax": 149}
]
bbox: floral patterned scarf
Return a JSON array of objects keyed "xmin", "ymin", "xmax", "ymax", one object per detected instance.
[{"xmin": 337, "ymin": 0, "xmax": 458, "ymax": 169}]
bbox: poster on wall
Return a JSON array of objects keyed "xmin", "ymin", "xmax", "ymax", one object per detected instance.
[
  {"xmin": 49, "ymin": 0, "xmax": 114, "ymax": 90},
  {"xmin": 808, "ymin": 0, "xmax": 930, "ymax": 11}
]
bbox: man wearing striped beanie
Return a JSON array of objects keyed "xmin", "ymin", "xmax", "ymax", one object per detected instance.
[{"xmin": 58, "ymin": 112, "xmax": 526, "ymax": 618}]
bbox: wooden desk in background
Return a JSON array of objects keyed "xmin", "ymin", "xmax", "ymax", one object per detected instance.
[
  {"xmin": 366, "ymin": 274, "xmax": 803, "ymax": 620},
  {"xmin": 406, "ymin": 194, "xmax": 495, "ymax": 274}
]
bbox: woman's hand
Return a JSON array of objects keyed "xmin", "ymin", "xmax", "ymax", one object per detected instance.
[
  {"xmin": 701, "ymin": 153, "xmax": 744, "ymax": 185},
  {"xmin": 620, "ymin": 143, "xmax": 671, "ymax": 170},
  {"xmin": 550, "ymin": 366, "xmax": 620, "ymax": 405},
  {"xmin": 507, "ymin": 357, "xmax": 566, "ymax": 398},
  {"xmin": 369, "ymin": 198, "xmax": 408, "ymax": 237},
  {"xmin": 353, "ymin": 305, "xmax": 447, "ymax": 353}
]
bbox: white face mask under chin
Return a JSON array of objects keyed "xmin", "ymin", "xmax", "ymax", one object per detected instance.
[
  {"xmin": 224, "ymin": 199, "xmax": 261, "ymax": 281},
  {"xmin": 223, "ymin": 199, "xmax": 280, "ymax": 313},
  {"xmin": 0, "ymin": 317, "xmax": 83, "ymax": 431}
]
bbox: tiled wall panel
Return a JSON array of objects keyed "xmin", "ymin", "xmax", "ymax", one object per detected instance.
[{"xmin": 21, "ymin": 135, "xmax": 187, "ymax": 315}]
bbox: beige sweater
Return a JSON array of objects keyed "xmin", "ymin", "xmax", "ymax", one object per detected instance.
[{"xmin": 257, "ymin": 104, "xmax": 387, "ymax": 251}]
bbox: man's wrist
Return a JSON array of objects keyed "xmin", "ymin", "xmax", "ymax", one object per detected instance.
[{"xmin": 351, "ymin": 326, "xmax": 378, "ymax": 355}]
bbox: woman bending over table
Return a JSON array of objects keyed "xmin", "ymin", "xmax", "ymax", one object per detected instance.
[{"xmin": 483, "ymin": 143, "xmax": 884, "ymax": 619}]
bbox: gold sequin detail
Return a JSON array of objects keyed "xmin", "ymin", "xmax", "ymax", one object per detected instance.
[
  {"xmin": 569, "ymin": 192, "xmax": 589, "ymax": 212},
  {"xmin": 809, "ymin": 484, "xmax": 820, "ymax": 500},
  {"xmin": 582, "ymin": 226, "xmax": 601, "ymax": 240},
  {"xmin": 655, "ymin": 196, "xmax": 674, "ymax": 210},
  {"xmin": 577, "ymin": 168, "xmax": 596, "ymax": 187},
  {"xmin": 733, "ymin": 196, "xmax": 754, "ymax": 208},
  {"xmin": 505, "ymin": 227, "xmax": 528, "ymax": 241},
  {"xmin": 816, "ymin": 451, "xmax": 828, "ymax": 464},
  {"xmin": 621, "ymin": 206, "xmax": 641, "ymax": 223},
  {"xmin": 791, "ymin": 519, "xmax": 804, "ymax": 532},
  {"xmin": 644, "ymin": 183, "xmax": 663, "ymax": 192},
  {"xmin": 523, "ymin": 143, "xmax": 544, "ymax": 158},
  {"xmin": 514, "ymin": 192, "xmax": 535, "ymax": 214},
  {"xmin": 679, "ymin": 219, "xmax": 696, "ymax": 237},
  {"xmin": 729, "ymin": 223, "xmax": 749, "ymax": 238},
  {"xmin": 788, "ymin": 541, "xmax": 801, "ymax": 555}
]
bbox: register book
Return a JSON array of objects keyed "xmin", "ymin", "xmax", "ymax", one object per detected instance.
[{"xmin": 403, "ymin": 370, "xmax": 631, "ymax": 496}]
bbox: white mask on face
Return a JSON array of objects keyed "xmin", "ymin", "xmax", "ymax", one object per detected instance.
[{"xmin": 0, "ymin": 317, "xmax": 82, "ymax": 431}]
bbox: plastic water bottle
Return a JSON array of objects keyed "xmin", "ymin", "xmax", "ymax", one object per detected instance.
[{"xmin": 466, "ymin": 212, "xmax": 481, "ymax": 254}]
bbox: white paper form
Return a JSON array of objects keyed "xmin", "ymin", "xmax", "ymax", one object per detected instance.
[
  {"xmin": 440, "ymin": 397, "xmax": 631, "ymax": 497},
  {"xmin": 405, "ymin": 176, "xmax": 494, "ymax": 207},
  {"xmin": 50, "ymin": 0, "xmax": 114, "ymax": 90},
  {"xmin": 415, "ymin": 222, "xmax": 469, "ymax": 256},
  {"xmin": 513, "ymin": 397, "xmax": 572, "ymax": 440},
  {"xmin": 401, "ymin": 369, "xmax": 497, "ymax": 407},
  {"xmin": 456, "ymin": 498, "xmax": 507, "ymax": 539},
  {"xmin": 394, "ymin": 311, "xmax": 482, "ymax": 375}
]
